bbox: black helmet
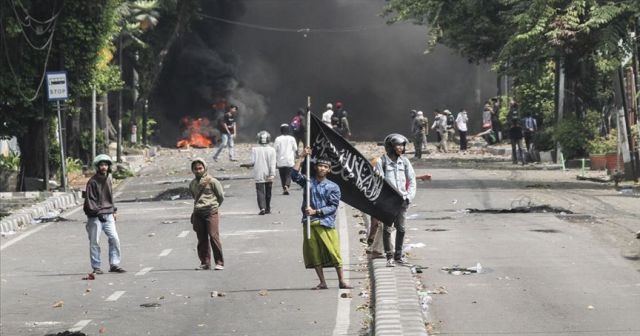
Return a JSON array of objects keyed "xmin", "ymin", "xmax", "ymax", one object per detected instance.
[
  {"xmin": 256, "ymin": 130, "xmax": 271, "ymax": 144},
  {"xmin": 384, "ymin": 133, "xmax": 408, "ymax": 154}
]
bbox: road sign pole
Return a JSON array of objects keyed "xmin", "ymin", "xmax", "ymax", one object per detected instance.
[{"xmin": 57, "ymin": 100, "xmax": 67, "ymax": 192}]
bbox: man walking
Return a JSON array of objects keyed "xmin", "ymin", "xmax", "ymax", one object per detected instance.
[
  {"xmin": 376, "ymin": 134, "xmax": 417, "ymax": 267},
  {"xmin": 213, "ymin": 105, "xmax": 238, "ymax": 162},
  {"xmin": 83, "ymin": 154, "xmax": 126, "ymax": 274},
  {"xmin": 246, "ymin": 131, "xmax": 277, "ymax": 215},
  {"xmin": 274, "ymin": 124, "xmax": 298, "ymax": 195},
  {"xmin": 190, "ymin": 158, "xmax": 225, "ymax": 270},
  {"xmin": 456, "ymin": 109, "xmax": 469, "ymax": 152},
  {"xmin": 411, "ymin": 111, "xmax": 428, "ymax": 158},
  {"xmin": 322, "ymin": 103, "xmax": 334, "ymax": 128},
  {"xmin": 522, "ymin": 114, "xmax": 538, "ymax": 152},
  {"xmin": 290, "ymin": 108, "xmax": 306, "ymax": 150},
  {"xmin": 291, "ymin": 147, "xmax": 352, "ymax": 290}
]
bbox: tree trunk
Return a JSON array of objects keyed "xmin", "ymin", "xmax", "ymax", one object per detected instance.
[{"xmin": 17, "ymin": 117, "xmax": 49, "ymax": 191}]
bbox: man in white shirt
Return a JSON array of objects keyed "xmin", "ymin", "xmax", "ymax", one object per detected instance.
[
  {"xmin": 322, "ymin": 103, "xmax": 334, "ymax": 128},
  {"xmin": 455, "ymin": 109, "xmax": 469, "ymax": 152},
  {"xmin": 245, "ymin": 131, "xmax": 276, "ymax": 215},
  {"xmin": 273, "ymin": 124, "xmax": 298, "ymax": 195}
]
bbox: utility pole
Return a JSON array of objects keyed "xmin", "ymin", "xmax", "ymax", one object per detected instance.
[
  {"xmin": 555, "ymin": 55, "xmax": 565, "ymax": 164},
  {"xmin": 117, "ymin": 34, "xmax": 123, "ymax": 162},
  {"xmin": 91, "ymin": 85, "xmax": 96, "ymax": 160}
]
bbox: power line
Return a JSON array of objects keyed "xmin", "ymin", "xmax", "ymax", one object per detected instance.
[
  {"xmin": 197, "ymin": 13, "xmax": 386, "ymax": 34},
  {"xmin": 9, "ymin": 0, "xmax": 60, "ymax": 50},
  {"xmin": 1, "ymin": 4, "xmax": 59, "ymax": 102}
]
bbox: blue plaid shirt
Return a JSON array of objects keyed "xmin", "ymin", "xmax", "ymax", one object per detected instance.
[{"xmin": 291, "ymin": 169, "xmax": 341, "ymax": 228}]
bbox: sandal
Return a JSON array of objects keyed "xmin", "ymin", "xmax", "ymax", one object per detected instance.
[
  {"xmin": 196, "ymin": 264, "xmax": 211, "ymax": 270},
  {"xmin": 311, "ymin": 284, "xmax": 328, "ymax": 290},
  {"xmin": 339, "ymin": 283, "xmax": 353, "ymax": 289}
]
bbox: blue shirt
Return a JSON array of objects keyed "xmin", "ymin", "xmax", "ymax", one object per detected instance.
[{"xmin": 291, "ymin": 169, "xmax": 341, "ymax": 228}]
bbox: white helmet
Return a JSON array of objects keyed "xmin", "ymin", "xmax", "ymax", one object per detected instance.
[{"xmin": 326, "ymin": 103, "xmax": 333, "ymax": 109}]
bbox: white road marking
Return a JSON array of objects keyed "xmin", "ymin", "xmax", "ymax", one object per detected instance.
[
  {"xmin": 68, "ymin": 319, "xmax": 91, "ymax": 332},
  {"xmin": 63, "ymin": 205, "xmax": 84, "ymax": 217},
  {"xmin": 105, "ymin": 291, "xmax": 125, "ymax": 301},
  {"xmin": 25, "ymin": 321, "xmax": 61, "ymax": 327},
  {"xmin": 135, "ymin": 267, "xmax": 153, "ymax": 276},
  {"xmin": 1, "ymin": 223, "xmax": 52, "ymax": 251},
  {"xmin": 177, "ymin": 230, "xmax": 189, "ymax": 238},
  {"xmin": 158, "ymin": 249, "xmax": 172, "ymax": 257},
  {"xmin": 333, "ymin": 204, "xmax": 351, "ymax": 336},
  {"xmin": 224, "ymin": 229, "xmax": 284, "ymax": 236}
]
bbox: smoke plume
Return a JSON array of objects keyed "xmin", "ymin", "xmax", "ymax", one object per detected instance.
[{"xmin": 153, "ymin": 0, "xmax": 495, "ymax": 145}]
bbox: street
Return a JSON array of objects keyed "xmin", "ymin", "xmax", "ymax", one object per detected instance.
[
  {"xmin": 1, "ymin": 144, "xmax": 639, "ymax": 336},
  {"xmin": 404, "ymin": 166, "xmax": 640, "ymax": 335},
  {"xmin": 0, "ymin": 147, "xmax": 369, "ymax": 336}
]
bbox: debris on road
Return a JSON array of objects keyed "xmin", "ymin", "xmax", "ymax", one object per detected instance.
[
  {"xmin": 148, "ymin": 232, "xmax": 156, "ymax": 237},
  {"xmin": 52, "ymin": 300, "xmax": 64, "ymax": 308},
  {"xmin": 210, "ymin": 291, "xmax": 226, "ymax": 298},
  {"xmin": 1, "ymin": 230, "xmax": 16, "ymax": 237},
  {"xmin": 81, "ymin": 273, "xmax": 95, "ymax": 280},
  {"xmin": 441, "ymin": 263, "xmax": 483, "ymax": 275},
  {"xmin": 258, "ymin": 289, "xmax": 269, "ymax": 296},
  {"xmin": 45, "ymin": 331, "xmax": 88, "ymax": 336},
  {"xmin": 466, "ymin": 205, "xmax": 573, "ymax": 214},
  {"xmin": 161, "ymin": 220, "xmax": 175, "ymax": 224},
  {"xmin": 140, "ymin": 302, "xmax": 161, "ymax": 308},
  {"xmin": 426, "ymin": 286, "xmax": 448, "ymax": 295},
  {"xmin": 403, "ymin": 242, "xmax": 426, "ymax": 252},
  {"xmin": 340, "ymin": 292, "xmax": 352, "ymax": 298}
]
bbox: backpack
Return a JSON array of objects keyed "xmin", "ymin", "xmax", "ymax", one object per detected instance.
[{"xmin": 290, "ymin": 115, "xmax": 302, "ymax": 131}]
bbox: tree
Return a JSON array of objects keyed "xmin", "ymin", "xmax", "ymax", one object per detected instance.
[
  {"xmin": 384, "ymin": 0, "xmax": 640, "ymax": 158},
  {"xmin": 1, "ymin": 0, "xmax": 123, "ymax": 189}
]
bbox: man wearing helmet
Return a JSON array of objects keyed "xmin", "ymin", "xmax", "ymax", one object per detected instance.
[
  {"xmin": 376, "ymin": 134, "xmax": 417, "ymax": 267},
  {"xmin": 83, "ymin": 154, "xmax": 126, "ymax": 274},
  {"xmin": 244, "ymin": 131, "xmax": 277, "ymax": 215}
]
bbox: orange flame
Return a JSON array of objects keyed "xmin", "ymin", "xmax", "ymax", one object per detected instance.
[{"xmin": 176, "ymin": 117, "xmax": 213, "ymax": 148}]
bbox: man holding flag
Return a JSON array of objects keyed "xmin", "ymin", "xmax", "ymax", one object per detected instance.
[{"xmin": 291, "ymin": 147, "xmax": 352, "ymax": 290}]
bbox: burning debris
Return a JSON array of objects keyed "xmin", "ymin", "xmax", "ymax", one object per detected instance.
[{"xmin": 176, "ymin": 117, "xmax": 216, "ymax": 148}]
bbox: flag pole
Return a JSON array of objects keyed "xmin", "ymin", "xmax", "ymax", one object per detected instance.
[{"xmin": 306, "ymin": 96, "xmax": 311, "ymax": 240}]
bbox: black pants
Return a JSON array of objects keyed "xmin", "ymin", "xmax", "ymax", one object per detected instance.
[
  {"xmin": 278, "ymin": 167, "xmax": 292, "ymax": 190},
  {"xmin": 458, "ymin": 130, "xmax": 468, "ymax": 150},
  {"xmin": 383, "ymin": 206, "xmax": 407, "ymax": 260},
  {"xmin": 524, "ymin": 131, "xmax": 534, "ymax": 152},
  {"xmin": 255, "ymin": 182, "xmax": 272, "ymax": 212}
]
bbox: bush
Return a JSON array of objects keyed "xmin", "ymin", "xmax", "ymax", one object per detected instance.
[
  {"xmin": 0, "ymin": 153, "xmax": 20, "ymax": 172},
  {"xmin": 587, "ymin": 131, "xmax": 618, "ymax": 154}
]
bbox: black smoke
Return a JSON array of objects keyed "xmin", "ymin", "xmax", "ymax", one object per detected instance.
[{"xmin": 153, "ymin": 0, "xmax": 495, "ymax": 145}]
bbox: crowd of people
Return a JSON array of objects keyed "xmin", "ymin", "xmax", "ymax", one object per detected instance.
[
  {"xmin": 409, "ymin": 97, "xmax": 539, "ymax": 164},
  {"xmin": 83, "ymin": 98, "xmax": 541, "ymax": 289}
]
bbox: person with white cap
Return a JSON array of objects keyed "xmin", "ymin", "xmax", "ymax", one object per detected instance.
[
  {"xmin": 83, "ymin": 154, "xmax": 126, "ymax": 274},
  {"xmin": 322, "ymin": 103, "xmax": 334, "ymax": 128}
]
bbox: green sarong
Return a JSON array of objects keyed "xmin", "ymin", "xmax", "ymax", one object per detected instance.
[{"xmin": 303, "ymin": 220, "xmax": 342, "ymax": 269}]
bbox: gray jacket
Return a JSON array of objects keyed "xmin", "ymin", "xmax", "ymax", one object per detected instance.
[{"xmin": 376, "ymin": 154, "xmax": 416, "ymax": 203}]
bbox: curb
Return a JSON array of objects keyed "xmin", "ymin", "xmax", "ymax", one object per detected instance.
[
  {"xmin": 0, "ymin": 192, "xmax": 82, "ymax": 233},
  {"xmin": 371, "ymin": 258, "xmax": 427, "ymax": 336}
]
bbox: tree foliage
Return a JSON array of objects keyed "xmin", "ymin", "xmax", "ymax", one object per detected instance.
[{"xmin": 384, "ymin": 0, "xmax": 640, "ymax": 157}]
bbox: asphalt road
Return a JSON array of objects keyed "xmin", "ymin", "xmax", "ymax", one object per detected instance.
[
  {"xmin": 403, "ymin": 167, "xmax": 640, "ymax": 336},
  {"xmin": 2, "ymin": 144, "xmax": 639, "ymax": 336},
  {"xmin": 0, "ymin": 148, "xmax": 370, "ymax": 336}
]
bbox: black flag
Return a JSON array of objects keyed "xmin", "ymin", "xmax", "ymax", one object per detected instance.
[{"xmin": 307, "ymin": 113, "xmax": 404, "ymax": 224}]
